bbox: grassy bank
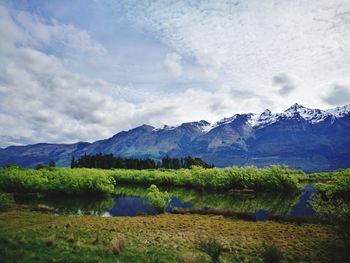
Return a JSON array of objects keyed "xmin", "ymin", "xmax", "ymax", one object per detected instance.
[
  {"xmin": 1, "ymin": 166, "xmax": 349, "ymax": 196},
  {"xmin": 0, "ymin": 165, "xmax": 303, "ymax": 195},
  {"xmin": 0, "ymin": 209, "xmax": 338, "ymax": 263},
  {"xmin": 314, "ymin": 173, "xmax": 350, "ymax": 199},
  {"xmin": 108, "ymin": 165, "xmax": 303, "ymax": 193},
  {"xmin": 0, "ymin": 167, "xmax": 115, "ymax": 195}
]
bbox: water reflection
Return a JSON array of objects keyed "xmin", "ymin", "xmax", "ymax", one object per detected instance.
[
  {"xmin": 14, "ymin": 185, "xmax": 317, "ymax": 219},
  {"xmin": 14, "ymin": 194, "xmax": 114, "ymax": 216},
  {"xmin": 106, "ymin": 196, "xmax": 191, "ymax": 216},
  {"xmin": 291, "ymin": 185, "xmax": 316, "ymax": 218},
  {"xmin": 108, "ymin": 196, "xmax": 157, "ymax": 216}
]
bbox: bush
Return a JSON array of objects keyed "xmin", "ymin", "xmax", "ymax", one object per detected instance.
[
  {"xmin": 109, "ymin": 165, "xmax": 302, "ymax": 193},
  {"xmin": 0, "ymin": 165, "xmax": 305, "ymax": 195},
  {"xmin": 0, "ymin": 168, "xmax": 115, "ymax": 195},
  {"xmin": 146, "ymin": 184, "xmax": 171, "ymax": 212},
  {"xmin": 311, "ymin": 175, "xmax": 350, "ymax": 248}
]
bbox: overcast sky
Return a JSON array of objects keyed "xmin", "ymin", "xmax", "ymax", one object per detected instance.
[{"xmin": 0, "ymin": 0, "xmax": 350, "ymax": 147}]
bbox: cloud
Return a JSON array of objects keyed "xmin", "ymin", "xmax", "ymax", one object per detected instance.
[
  {"xmin": 12, "ymin": 7, "xmax": 107, "ymax": 56},
  {"xmin": 1, "ymin": 1, "xmax": 350, "ymax": 147},
  {"xmin": 323, "ymin": 84, "xmax": 350, "ymax": 105},
  {"xmin": 164, "ymin": 52, "xmax": 183, "ymax": 76},
  {"xmin": 0, "ymin": 3, "xmax": 266, "ymax": 148},
  {"xmin": 0, "ymin": 4, "xmax": 134, "ymax": 147},
  {"xmin": 118, "ymin": 0, "xmax": 350, "ymax": 107},
  {"xmin": 273, "ymin": 73, "xmax": 296, "ymax": 96}
]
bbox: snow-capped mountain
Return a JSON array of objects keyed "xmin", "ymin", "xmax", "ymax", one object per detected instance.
[
  {"xmin": 327, "ymin": 104, "xmax": 350, "ymax": 117},
  {"xmin": 247, "ymin": 103, "xmax": 334, "ymax": 129},
  {"xmin": 1, "ymin": 103, "xmax": 349, "ymax": 172}
]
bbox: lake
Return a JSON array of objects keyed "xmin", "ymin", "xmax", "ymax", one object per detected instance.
[{"xmin": 14, "ymin": 185, "xmax": 317, "ymax": 221}]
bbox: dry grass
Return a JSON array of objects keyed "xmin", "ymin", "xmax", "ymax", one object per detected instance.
[
  {"xmin": 180, "ymin": 252, "xmax": 207, "ymax": 263},
  {"xmin": 0, "ymin": 210, "xmax": 337, "ymax": 262},
  {"xmin": 111, "ymin": 237, "xmax": 126, "ymax": 255},
  {"xmin": 75, "ymin": 238, "xmax": 84, "ymax": 248}
]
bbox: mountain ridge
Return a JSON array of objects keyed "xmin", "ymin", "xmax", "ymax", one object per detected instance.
[{"xmin": 1, "ymin": 103, "xmax": 349, "ymax": 172}]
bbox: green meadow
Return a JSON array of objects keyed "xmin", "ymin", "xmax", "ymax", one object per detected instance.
[{"xmin": 0, "ymin": 166, "xmax": 349, "ymax": 262}]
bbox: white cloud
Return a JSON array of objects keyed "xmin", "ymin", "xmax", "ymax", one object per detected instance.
[
  {"xmin": 118, "ymin": 0, "xmax": 350, "ymax": 110},
  {"xmin": 1, "ymin": 1, "xmax": 350, "ymax": 147},
  {"xmin": 164, "ymin": 52, "xmax": 183, "ymax": 76},
  {"xmin": 0, "ymin": 5, "xmax": 135, "ymax": 147},
  {"xmin": 12, "ymin": 8, "xmax": 107, "ymax": 56},
  {"xmin": 0, "ymin": 4, "xmax": 261, "ymax": 147}
]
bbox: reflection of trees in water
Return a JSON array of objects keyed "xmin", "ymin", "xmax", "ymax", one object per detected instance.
[
  {"xmin": 16, "ymin": 184, "xmax": 303, "ymax": 216},
  {"xmin": 310, "ymin": 194, "xmax": 350, "ymax": 232},
  {"xmin": 115, "ymin": 185, "xmax": 300, "ymax": 216},
  {"xmin": 15, "ymin": 194, "xmax": 114, "ymax": 215},
  {"xmin": 310, "ymin": 175, "xmax": 350, "ymax": 239}
]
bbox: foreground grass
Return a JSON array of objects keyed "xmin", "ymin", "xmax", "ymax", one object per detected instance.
[{"xmin": 0, "ymin": 208, "xmax": 341, "ymax": 263}]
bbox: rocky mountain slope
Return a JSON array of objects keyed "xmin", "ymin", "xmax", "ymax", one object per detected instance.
[{"xmin": 1, "ymin": 103, "xmax": 349, "ymax": 172}]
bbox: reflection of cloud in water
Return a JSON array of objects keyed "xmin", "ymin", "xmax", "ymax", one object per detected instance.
[
  {"xmin": 102, "ymin": 211, "xmax": 111, "ymax": 217},
  {"xmin": 291, "ymin": 185, "xmax": 316, "ymax": 218},
  {"xmin": 108, "ymin": 196, "xmax": 158, "ymax": 216}
]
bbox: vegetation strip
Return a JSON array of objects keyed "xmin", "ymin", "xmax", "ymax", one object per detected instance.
[{"xmin": 0, "ymin": 165, "xmax": 306, "ymax": 195}]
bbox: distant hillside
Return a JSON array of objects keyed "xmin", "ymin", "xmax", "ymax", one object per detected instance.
[{"xmin": 1, "ymin": 103, "xmax": 349, "ymax": 172}]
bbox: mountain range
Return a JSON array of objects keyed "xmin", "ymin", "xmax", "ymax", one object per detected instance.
[{"xmin": 1, "ymin": 103, "xmax": 349, "ymax": 172}]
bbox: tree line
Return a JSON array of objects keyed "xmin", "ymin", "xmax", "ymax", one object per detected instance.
[{"xmin": 70, "ymin": 153, "xmax": 213, "ymax": 170}]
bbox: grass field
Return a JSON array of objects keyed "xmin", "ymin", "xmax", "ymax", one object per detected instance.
[
  {"xmin": 0, "ymin": 208, "xmax": 340, "ymax": 263},
  {"xmin": 1, "ymin": 166, "xmax": 349, "ymax": 262}
]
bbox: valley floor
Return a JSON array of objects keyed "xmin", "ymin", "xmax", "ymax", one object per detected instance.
[{"xmin": 0, "ymin": 209, "xmax": 345, "ymax": 263}]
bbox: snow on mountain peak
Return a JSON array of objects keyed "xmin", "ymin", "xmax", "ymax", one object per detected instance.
[
  {"xmin": 182, "ymin": 120, "xmax": 212, "ymax": 132},
  {"xmin": 192, "ymin": 120, "xmax": 212, "ymax": 132},
  {"xmin": 282, "ymin": 104, "xmax": 331, "ymax": 123},
  {"xmin": 285, "ymin": 103, "xmax": 304, "ymax": 112},
  {"xmin": 248, "ymin": 104, "xmax": 339, "ymax": 129},
  {"xmin": 152, "ymin": 120, "xmax": 212, "ymax": 133},
  {"xmin": 152, "ymin": 124, "xmax": 178, "ymax": 132},
  {"xmin": 260, "ymin": 109, "xmax": 272, "ymax": 119},
  {"xmin": 193, "ymin": 120, "xmax": 211, "ymax": 127},
  {"xmin": 214, "ymin": 115, "xmax": 238, "ymax": 127},
  {"xmin": 151, "ymin": 104, "xmax": 349, "ymax": 133},
  {"xmin": 327, "ymin": 104, "xmax": 350, "ymax": 117}
]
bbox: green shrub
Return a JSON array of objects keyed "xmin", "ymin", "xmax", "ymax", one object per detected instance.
[
  {"xmin": 146, "ymin": 184, "xmax": 171, "ymax": 212},
  {"xmin": 311, "ymin": 175, "xmax": 350, "ymax": 247},
  {"xmin": 314, "ymin": 173, "xmax": 350, "ymax": 200},
  {"xmin": 109, "ymin": 165, "xmax": 302, "ymax": 193},
  {"xmin": 0, "ymin": 165, "xmax": 306, "ymax": 195},
  {"xmin": 0, "ymin": 168, "xmax": 115, "ymax": 195}
]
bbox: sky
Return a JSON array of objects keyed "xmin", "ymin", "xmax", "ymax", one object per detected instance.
[{"xmin": 0, "ymin": 0, "xmax": 350, "ymax": 147}]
